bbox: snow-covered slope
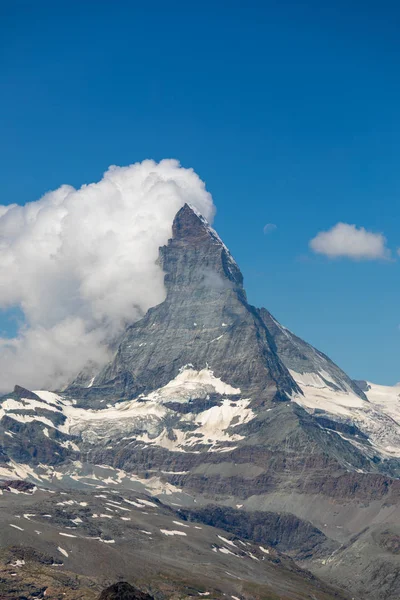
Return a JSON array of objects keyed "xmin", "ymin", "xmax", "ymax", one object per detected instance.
[
  {"xmin": 3, "ymin": 368, "xmax": 400, "ymax": 479},
  {"xmin": 290, "ymin": 372, "xmax": 400, "ymax": 459},
  {"xmin": 364, "ymin": 381, "xmax": 400, "ymax": 421},
  {"xmin": 0, "ymin": 366, "xmax": 255, "ymax": 476}
]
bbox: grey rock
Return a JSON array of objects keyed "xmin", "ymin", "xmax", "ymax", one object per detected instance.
[{"xmin": 353, "ymin": 379, "xmax": 371, "ymax": 392}]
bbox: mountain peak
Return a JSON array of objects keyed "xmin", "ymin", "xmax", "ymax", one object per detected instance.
[
  {"xmin": 167, "ymin": 203, "xmax": 243, "ymax": 289},
  {"xmin": 172, "ymin": 203, "xmax": 227, "ymax": 252},
  {"xmin": 67, "ymin": 203, "xmax": 298, "ymax": 403},
  {"xmin": 172, "ymin": 203, "xmax": 210, "ymax": 242}
]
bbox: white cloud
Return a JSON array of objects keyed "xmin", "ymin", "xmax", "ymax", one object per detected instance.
[
  {"xmin": 0, "ymin": 159, "xmax": 215, "ymax": 392},
  {"xmin": 309, "ymin": 223, "xmax": 390, "ymax": 260},
  {"xmin": 263, "ymin": 223, "xmax": 277, "ymax": 234}
]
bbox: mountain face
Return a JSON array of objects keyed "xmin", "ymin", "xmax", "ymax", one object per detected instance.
[
  {"xmin": 68, "ymin": 204, "xmax": 299, "ymax": 405},
  {"xmin": 1, "ymin": 203, "xmax": 400, "ymax": 600}
]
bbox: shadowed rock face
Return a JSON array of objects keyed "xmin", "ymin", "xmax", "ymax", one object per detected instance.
[
  {"xmin": 179, "ymin": 504, "xmax": 338, "ymax": 560},
  {"xmin": 12, "ymin": 386, "xmax": 42, "ymax": 401},
  {"xmin": 68, "ymin": 204, "xmax": 299, "ymax": 404},
  {"xmin": 0, "ymin": 413, "xmax": 75, "ymax": 466},
  {"xmin": 0, "ymin": 479, "xmax": 35, "ymax": 493}
]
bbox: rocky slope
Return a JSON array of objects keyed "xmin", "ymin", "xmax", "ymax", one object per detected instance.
[
  {"xmin": 0, "ymin": 484, "xmax": 348, "ymax": 600},
  {"xmin": 1, "ymin": 204, "xmax": 400, "ymax": 599}
]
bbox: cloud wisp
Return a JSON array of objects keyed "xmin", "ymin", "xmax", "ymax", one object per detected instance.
[
  {"xmin": 0, "ymin": 159, "xmax": 215, "ymax": 392},
  {"xmin": 309, "ymin": 223, "xmax": 390, "ymax": 261},
  {"xmin": 263, "ymin": 223, "xmax": 277, "ymax": 235}
]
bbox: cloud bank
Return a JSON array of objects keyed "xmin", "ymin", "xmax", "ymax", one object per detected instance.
[
  {"xmin": 309, "ymin": 223, "xmax": 389, "ymax": 260},
  {"xmin": 0, "ymin": 159, "xmax": 215, "ymax": 392}
]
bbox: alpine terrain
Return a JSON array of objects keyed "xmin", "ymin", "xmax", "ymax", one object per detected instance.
[{"xmin": 1, "ymin": 204, "xmax": 400, "ymax": 599}]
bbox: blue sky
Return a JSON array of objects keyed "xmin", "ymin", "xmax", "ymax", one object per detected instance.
[{"xmin": 1, "ymin": 1, "xmax": 400, "ymax": 384}]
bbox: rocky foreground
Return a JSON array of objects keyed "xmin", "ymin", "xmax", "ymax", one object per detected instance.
[{"xmin": 0, "ymin": 483, "xmax": 350, "ymax": 600}]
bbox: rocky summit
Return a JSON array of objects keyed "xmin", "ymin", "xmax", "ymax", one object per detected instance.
[
  {"xmin": 1, "ymin": 204, "xmax": 400, "ymax": 599},
  {"xmin": 69, "ymin": 203, "xmax": 299, "ymax": 404}
]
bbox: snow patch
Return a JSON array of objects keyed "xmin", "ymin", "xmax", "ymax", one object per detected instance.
[
  {"xmin": 217, "ymin": 535, "xmax": 237, "ymax": 548},
  {"xmin": 11, "ymin": 559, "xmax": 25, "ymax": 567},
  {"xmin": 160, "ymin": 529, "xmax": 187, "ymax": 536},
  {"xmin": 219, "ymin": 547, "xmax": 236, "ymax": 556},
  {"xmin": 173, "ymin": 520, "xmax": 190, "ymax": 528},
  {"xmin": 143, "ymin": 366, "xmax": 240, "ymax": 405},
  {"xmin": 136, "ymin": 498, "xmax": 157, "ymax": 508}
]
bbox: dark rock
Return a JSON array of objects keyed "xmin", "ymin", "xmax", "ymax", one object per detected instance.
[
  {"xmin": 98, "ymin": 582, "xmax": 153, "ymax": 600},
  {"xmin": 0, "ymin": 416, "xmax": 75, "ymax": 465},
  {"xmin": 12, "ymin": 386, "xmax": 42, "ymax": 401},
  {"xmin": 179, "ymin": 504, "xmax": 337, "ymax": 559},
  {"xmin": 0, "ymin": 480, "xmax": 35, "ymax": 493},
  {"xmin": 7, "ymin": 545, "xmax": 62, "ymax": 565},
  {"xmin": 378, "ymin": 530, "xmax": 400, "ymax": 554},
  {"xmin": 314, "ymin": 415, "xmax": 369, "ymax": 440}
]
